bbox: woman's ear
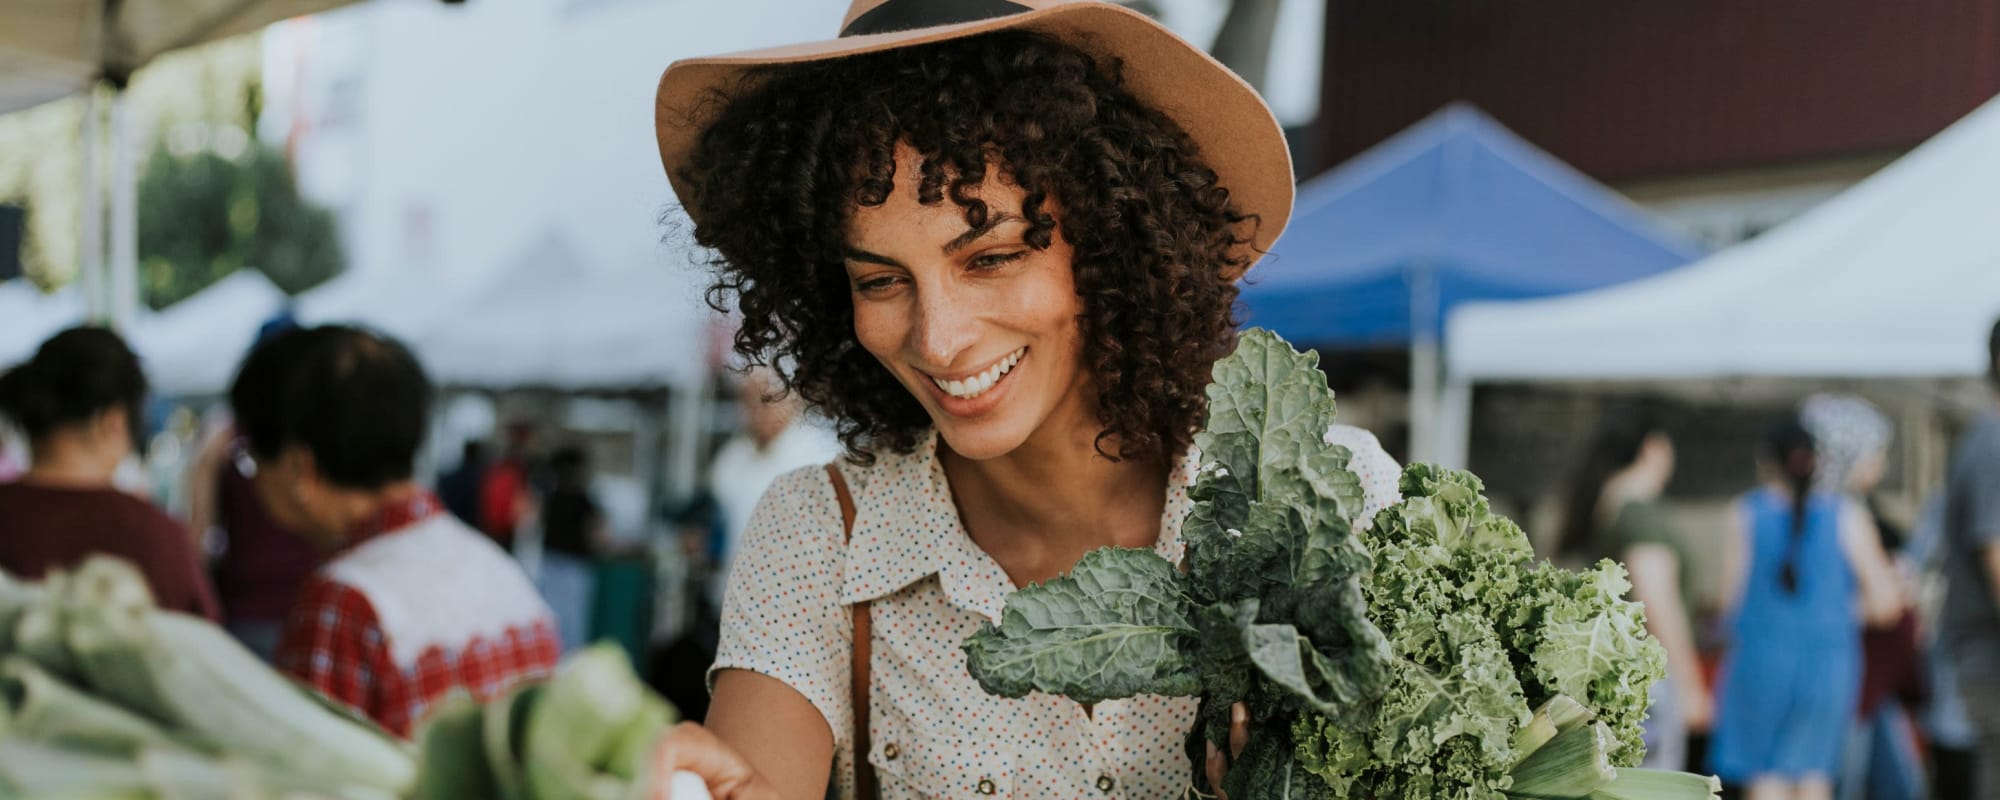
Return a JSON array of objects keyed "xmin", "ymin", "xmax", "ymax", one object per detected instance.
[
  {"xmin": 279, "ymin": 446, "xmax": 322, "ymax": 494},
  {"xmin": 93, "ymin": 405, "xmax": 133, "ymax": 451}
]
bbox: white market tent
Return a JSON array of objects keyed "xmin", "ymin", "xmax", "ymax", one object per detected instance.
[
  {"xmin": 0, "ymin": 0, "xmax": 368, "ymax": 113},
  {"xmin": 405, "ymin": 235, "xmax": 705, "ymax": 392},
  {"xmin": 1438, "ymin": 92, "xmax": 2000, "ymax": 466},
  {"xmin": 0, "ymin": 280, "xmax": 84, "ymax": 367},
  {"xmin": 0, "ymin": 271, "xmax": 288, "ymax": 397},
  {"xmin": 293, "ymin": 264, "xmax": 455, "ymax": 343},
  {"xmin": 296, "ymin": 235, "xmax": 705, "ymax": 393},
  {"xmin": 130, "ymin": 269, "xmax": 287, "ymax": 397}
]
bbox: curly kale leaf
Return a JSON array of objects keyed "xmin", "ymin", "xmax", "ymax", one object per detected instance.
[
  {"xmin": 961, "ymin": 548, "xmax": 1202, "ymax": 705},
  {"xmin": 1512, "ymin": 562, "xmax": 1667, "ymax": 766},
  {"xmin": 1298, "ymin": 464, "xmax": 1670, "ymax": 798}
]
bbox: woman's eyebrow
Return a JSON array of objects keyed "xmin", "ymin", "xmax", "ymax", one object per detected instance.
[
  {"xmin": 943, "ymin": 212, "xmax": 1024, "ymax": 255},
  {"xmin": 842, "ymin": 247, "xmax": 903, "ymax": 267}
]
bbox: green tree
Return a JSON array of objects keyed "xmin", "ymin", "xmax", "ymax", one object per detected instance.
[{"xmin": 137, "ymin": 139, "xmax": 343, "ymax": 308}]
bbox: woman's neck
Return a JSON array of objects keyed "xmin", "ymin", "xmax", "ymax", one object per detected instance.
[
  {"xmin": 21, "ymin": 436, "xmax": 120, "ymax": 489},
  {"xmin": 941, "ymin": 420, "xmax": 1170, "ymax": 585},
  {"xmin": 303, "ymin": 481, "xmax": 428, "ymax": 551}
]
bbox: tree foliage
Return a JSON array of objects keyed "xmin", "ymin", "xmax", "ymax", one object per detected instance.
[{"xmin": 137, "ymin": 140, "xmax": 341, "ymax": 309}]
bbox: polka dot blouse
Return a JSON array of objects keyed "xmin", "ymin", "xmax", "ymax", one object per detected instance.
[{"xmin": 710, "ymin": 425, "xmax": 1401, "ymax": 799}]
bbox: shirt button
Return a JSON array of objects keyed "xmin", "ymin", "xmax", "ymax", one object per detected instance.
[
  {"xmin": 1097, "ymin": 775, "xmax": 1116, "ymax": 793},
  {"xmin": 976, "ymin": 778, "xmax": 997, "ymax": 795},
  {"xmin": 882, "ymin": 743, "xmax": 900, "ymax": 761}
]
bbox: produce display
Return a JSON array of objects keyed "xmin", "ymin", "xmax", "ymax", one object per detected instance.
[
  {"xmin": 410, "ymin": 643, "xmax": 682, "ymax": 800},
  {"xmin": 963, "ymin": 329, "xmax": 1722, "ymax": 800},
  {"xmin": 0, "ymin": 557, "xmax": 414, "ymax": 799},
  {"xmin": 0, "ymin": 557, "xmax": 705, "ymax": 800}
]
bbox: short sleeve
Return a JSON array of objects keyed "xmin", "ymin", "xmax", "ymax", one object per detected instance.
[
  {"xmin": 275, "ymin": 576, "xmax": 401, "ymax": 734},
  {"xmin": 709, "ymin": 466, "xmax": 853, "ymax": 749},
  {"xmin": 1326, "ymin": 424, "xmax": 1402, "ymax": 530},
  {"xmin": 1608, "ymin": 502, "xmax": 1677, "ymax": 551},
  {"xmin": 1961, "ymin": 449, "xmax": 2000, "ymax": 548}
]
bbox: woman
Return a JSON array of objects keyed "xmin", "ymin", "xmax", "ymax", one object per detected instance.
[
  {"xmin": 1708, "ymin": 415, "xmax": 1903, "ymax": 800},
  {"xmin": 645, "ymin": 2, "xmax": 1403, "ymax": 797},
  {"xmin": 1797, "ymin": 394, "xmax": 1926, "ymax": 800},
  {"xmin": 1558, "ymin": 405, "xmax": 1709, "ymax": 772},
  {"xmin": 0, "ymin": 326, "xmax": 218, "ymax": 619}
]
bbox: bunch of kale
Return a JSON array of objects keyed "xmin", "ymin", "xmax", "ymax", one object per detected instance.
[{"xmin": 963, "ymin": 330, "xmax": 1695, "ymax": 800}]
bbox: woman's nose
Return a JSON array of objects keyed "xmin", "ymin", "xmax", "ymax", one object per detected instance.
[{"xmin": 910, "ymin": 281, "xmax": 976, "ymax": 368}]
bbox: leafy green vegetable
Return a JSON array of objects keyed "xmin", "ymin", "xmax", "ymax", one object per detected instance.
[
  {"xmin": 963, "ymin": 329, "xmax": 1703, "ymax": 800},
  {"xmin": 963, "ymin": 548, "xmax": 1203, "ymax": 704},
  {"xmin": 965, "ymin": 330, "xmax": 1391, "ymax": 799}
]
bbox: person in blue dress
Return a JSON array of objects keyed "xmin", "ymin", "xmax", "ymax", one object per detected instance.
[{"xmin": 1709, "ymin": 415, "xmax": 1905, "ymax": 800}]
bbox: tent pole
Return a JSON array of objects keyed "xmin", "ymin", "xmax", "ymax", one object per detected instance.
[
  {"xmin": 1410, "ymin": 338, "xmax": 1438, "ymax": 462},
  {"xmin": 109, "ymin": 88, "xmax": 139, "ymax": 332},
  {"xmin": 80, "ymin": 87, "xmax": 105, "ymax": 322},
  {"xmin": 1437, "ymin": 374, "xmax": 1473, "ymax": 470},
  {"xmin": 666, "ymin": 371, "xmax": 707, "ymax": 506},
  {"xmin": 1408, "ymin": 266, "xmax": 1441, "ymax": 462},
  {"xmin": 633, "ymin": 395, "xmax": 664, "ymax": 518}
]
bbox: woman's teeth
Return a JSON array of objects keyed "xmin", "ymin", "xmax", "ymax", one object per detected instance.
[{"xmin": 933, "ymin": 348, "xmax": 1024, "ymax": 400}]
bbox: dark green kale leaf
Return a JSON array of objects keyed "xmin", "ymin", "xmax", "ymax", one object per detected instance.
[{"xmin": 961, "ymin": 548, "xmax": 1203, "ymax": 705}]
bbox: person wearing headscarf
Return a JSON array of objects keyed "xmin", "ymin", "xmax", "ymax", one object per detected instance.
[
  {"xmin": 1800, "ymin": 394, "xmax": 1924, "ymax": 800},
  {"xmin": 1708, "ymin": 414, "xmax": 1906, "ymax": 800}
]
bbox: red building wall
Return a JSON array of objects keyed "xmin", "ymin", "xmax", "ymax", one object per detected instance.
[{"xmin": 1312, "ymin": 0, "xmax": 2000, "ymax": 180}]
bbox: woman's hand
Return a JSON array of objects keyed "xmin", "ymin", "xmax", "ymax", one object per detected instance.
[
  {"xmin": 1202, "ymin": 703, "xmax": 1250, "ymax": 800},
  {"xmin": 650, "ymin": 722, "xmax": 778, "ymax": 800}
]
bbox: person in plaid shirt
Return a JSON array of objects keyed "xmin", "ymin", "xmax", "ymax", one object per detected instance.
[{"xmin": 229, "ymin": 325, "xmax": 560, "ymax": 738}]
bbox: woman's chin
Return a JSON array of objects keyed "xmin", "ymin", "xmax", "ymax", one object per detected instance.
[{"xmin": 934, "ymin": 420, "xmax": 1032, "ymax": 462}]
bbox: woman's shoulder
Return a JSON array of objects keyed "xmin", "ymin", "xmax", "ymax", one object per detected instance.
[
  {"xmin": 1608, "ymin": 499, "xmax": 1677, "ymax": 545},
  {"xmin": 751, "ymin": 463, "xmax": 846, "ymax": 534},
  {"xmin": 0, "ymin": 482, "xmax": 184, "ymax": 530}
]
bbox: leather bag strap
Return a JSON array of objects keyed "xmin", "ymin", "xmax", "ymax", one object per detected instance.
[{"xmin": 825, "ymin": 463, "xmax": 874, "ymax": 799}]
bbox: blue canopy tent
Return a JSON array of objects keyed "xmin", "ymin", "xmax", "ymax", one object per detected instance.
[{"xmin": 1240, "ymin": 103, "xmax": 1704, "ymax": 461}]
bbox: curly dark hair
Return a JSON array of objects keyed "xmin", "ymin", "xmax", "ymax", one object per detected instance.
[{"xmin": 677, "ymin": 29, "xmax": 1257, "ymax": 465}]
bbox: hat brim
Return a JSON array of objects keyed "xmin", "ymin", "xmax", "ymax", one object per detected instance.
[{"xmin": 653, "ymin": 2, "xmax": 1293, "ymax": 259}]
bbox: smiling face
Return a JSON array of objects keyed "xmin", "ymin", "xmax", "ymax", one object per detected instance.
[{"xmin": 843, "ymin": 146, "xmax": 1090, "ymax": 461}]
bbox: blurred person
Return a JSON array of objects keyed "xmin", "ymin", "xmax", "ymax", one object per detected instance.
[
  {"xmin": 209, "ymin": 431, "xmax": 321, "ymax": 661},
  {"xmin": 539, "ymin": 444, "xmax": 607, "ymax": 654},
  {"xmin": 648, "ymin": 490, "xmax": 723, "ymax": 725},
  {"xmin": 1799, "ymin": 394, "xmax": 1927, "ymax": 800},
  {"xmin": 1558, "ymin": 404, "xmax": 1707, "ymax": 771},
  {"xmin": 0, "ymin": 327, "xmax": 218, "ymax": 618},
  {"xmin": 1906, "ymin": 493, "xmax": 1983, "ymax": 800},
  {"xmin": 480, "ymin": 421, "xmax": 540, "ymax": 547},
  {"xmin": 438, "ymin": 439, "xmax": 490, "ymax": 529},
  {"xmin": 1708, "ymin": 415, "xmax": 1906, "ymax": 800},
  {"xmin": 643, "ymin": 5, "xmax": 1404, "ymax": 796},
  {"xmin": 186, "ymin": 312, "xmax": 298, "ymax": 541},
  {"xmin": 231, "ymin": 325, "xmax": 559, "ymax": 738},
  {"xmin": 1938, "ymin": 317, "xmax": 2000, "ymax": 800},
  {"xmin": 186, "ymin": 314, "xmax": 321, "ymax": 662},
  {"xmin": 702, "ymin": 366, "xmax": 840, "ymax": 607}
]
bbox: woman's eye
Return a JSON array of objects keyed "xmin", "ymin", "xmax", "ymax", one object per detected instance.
[
  {"xmin": 854, "ymin": 276, "xmax": 903, "ymax": 295},
  {"xmin": 970, "ymin": 250, "xmax": 1027, "ymax": 270}
]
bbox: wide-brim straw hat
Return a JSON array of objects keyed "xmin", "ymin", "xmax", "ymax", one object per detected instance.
[{"xmin": 653, "ymin": 0, "xmax": 1294, "ymax": 258}]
